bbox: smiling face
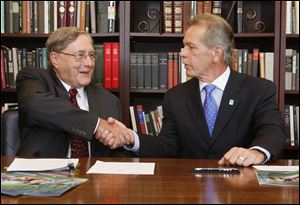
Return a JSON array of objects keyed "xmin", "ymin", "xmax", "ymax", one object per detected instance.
[{"xmin": 50, "ymin": 34, "xmax": 95, "ymax": 88}]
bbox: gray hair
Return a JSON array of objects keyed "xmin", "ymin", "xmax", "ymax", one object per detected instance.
[
  {"xmin": 188, "ymin": 14, "xmax": 234, "ymax": 66},
  {"xmin": 46, "ymin": 27, "xmax": 93, "ymax": 69}
]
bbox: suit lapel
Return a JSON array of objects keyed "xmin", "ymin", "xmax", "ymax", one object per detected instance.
[
  {"xmin": 186, "ymin": 78, "xmax": 211, "ymax": 143},
  {"xmin": 211, "ymin": 72, "xmax": 241, "ymax": 141},
  {"xmin": 86, "ymin": 86, "xmax": 101, "ymax": 114},
  {"xmin": 50, "ymin": 69, "xmax": 69, "ymax": 100}
]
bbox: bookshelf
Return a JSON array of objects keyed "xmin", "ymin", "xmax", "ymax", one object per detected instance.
[
  {"xmin": 1, "ymin": 1, "xmax": 298, "ymax": 159},
  {"xmin": 279, "ymin": 1, "xmax": 299, "ymax": 159}
]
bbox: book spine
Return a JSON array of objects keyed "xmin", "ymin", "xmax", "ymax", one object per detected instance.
[
  {"xmin": 163, "ymin": 1, "xmax": 173, "ymax": 33},
  {"xmin": 167, "ymin": 52, "xmax": 174, "ymax": 89},
  {"xmin": 130, "ymin": 53, "xmax": 137, "ymax": 89},
  {"xmin": 151, "ymin": 53, "xmax": 159, "ymax": 89},
  {"xmin": 144, "ymin": 53, "xmax": 152, "ymax": 89},
  {"xmin": 137, "ymin": 53, "xmax": 144, "ymax": 89},
  {"xmin": 173, "ymin": 1, "xmax": 183, "ymax": 33},
  {"xmin": 103, "ymin": 42, "xmax": 112, "ymax": 89},
  {"xmin": 159, "ymin": 52, "xmax": 168, "ymax": 89},
  {"xmin": 111, "ymin": 42, "xmax": 119, "ymax": 88}
]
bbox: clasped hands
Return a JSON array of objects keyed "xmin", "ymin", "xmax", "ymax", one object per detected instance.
[{"xmin": 95, "ymin": 117, "xmax": 133, "ymax": 149}]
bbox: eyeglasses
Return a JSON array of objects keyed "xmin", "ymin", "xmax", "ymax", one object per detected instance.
[{"xmin": 54, "ymin": 50, "xmax": 97, "ymax": 62}]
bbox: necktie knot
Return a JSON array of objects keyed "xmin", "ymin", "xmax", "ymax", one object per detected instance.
[
  {"xmin": 69, "ymin": 88, "xmax": 78, "ymax": 97},
  {"xmin": 204, "ymin": 84, "xmax": 216, "ymax": 95}
]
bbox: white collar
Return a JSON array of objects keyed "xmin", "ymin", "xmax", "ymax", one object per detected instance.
[{"xmin": 199, "ymin": 67, "xmax": 231, "ymax": 91}]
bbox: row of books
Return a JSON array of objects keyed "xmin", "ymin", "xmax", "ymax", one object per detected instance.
[
  {"xmin": 285, "ymin": 49, "xmax": 299, "ymax": 91},
  {"xmin": 130, "ymin": 52, "xmax": 189, "ymax": 90},
  {"xmin": 129, "ymin": 105, "xmax": 163, "ymax": 136},
  {"xmin": 284, "ymin": 105, "xmax": 299, "ymax": 147},
  {"xmin": 286, "ymin": 1, "xmax": 299, "ymax": 34},
  {"xmin": 1, "ymin": 42, "xmax": 120, "ymax": 89},
  {"xmin": 163, "ymin": 1, "xmax": 221, "ymax": 33},
  {"xmin": 231, "ymin": 49, "xmax": 274, "ymax": 81},
  {"xmin": 1, "ymin": 1, "xmax": 117, "ymax": 34},
  {"xmin": 1, "ymin": 46, "xmax": 48, "ymax": 89}
]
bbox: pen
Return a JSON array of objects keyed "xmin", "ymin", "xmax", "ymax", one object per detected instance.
[{"xmin": 192, "ymin": 167, "xmax": 240, "ymax": 174}]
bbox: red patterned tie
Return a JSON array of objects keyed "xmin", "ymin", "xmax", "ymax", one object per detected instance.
[{"xmin": 69, "ymin": 89, "xmax": 89, "ymax": 158}]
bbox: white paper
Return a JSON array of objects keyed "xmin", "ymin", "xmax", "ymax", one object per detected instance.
[
  {"xmin": 87, "ymin": 161, "xmax": 155, "ymax": 175},
  {"xmin": 253, "ymin": 165, "xmax": 299, "ymax": 172},
  {"xmin": 6, "ymin": 158, "xmax": 79, "ymax": 171}
]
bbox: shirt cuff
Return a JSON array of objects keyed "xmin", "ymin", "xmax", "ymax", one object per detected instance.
[
  {"xmin": 250, "ymin": 146, "xmax": 271, "ymax": 164},
  {"xmin": 124, "ymin": 130, "xmax": 140, "ymax": 153},
  {"xmin": 93, "ymin": 118, "xmax": 100, "ymax": 134}
]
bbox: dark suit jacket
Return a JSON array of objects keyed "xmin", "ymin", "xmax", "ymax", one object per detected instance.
[
  {"xmin": 16, "ymin": 67, "xmax": 132, "ymax": 158},
  {"xmin": 139, "ymin": 71, "xmax": 285, "ymax": 160}
]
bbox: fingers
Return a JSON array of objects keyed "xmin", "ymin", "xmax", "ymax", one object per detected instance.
[
  {"xmin": 96, "ymin": 118, "xmax": 134, "ymax": 149},
  {"xmin": 218, "ymin": 147, "xmax": 265, "ymax": 167},
  {"xmin": 107, "ymin": 117, "xmax": 116, "ymax": 125}
]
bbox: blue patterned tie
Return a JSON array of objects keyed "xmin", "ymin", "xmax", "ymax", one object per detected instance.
[{"xmin": 203, "ymin": 84, "xmax": 218, "ymax": 136}]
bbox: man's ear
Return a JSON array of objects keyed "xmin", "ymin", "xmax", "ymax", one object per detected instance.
[
  {"xmin": 212, "ymin": 46, "xmax": 224, "ymax": 63},
  {"xmin": 50, "ymin": 52, "xmax": 58, "ymax": 68}
]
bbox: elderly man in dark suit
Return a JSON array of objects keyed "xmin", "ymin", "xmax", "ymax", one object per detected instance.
[
  {"xmin": 100, "ymin": 14, "xmax": 285, "ymax": 167},
  {"xmin": 16, "ymin": 27, "xmax": 132, "ymax": 158}
]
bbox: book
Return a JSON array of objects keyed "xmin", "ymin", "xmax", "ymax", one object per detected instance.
[
  {"xmin": 255, "ymin": 170, "xmax": 299, "ymax": 187},
  {"xmin": 1, "ymin": 172, "xmax": 87, "ymax": 196},
  {"xmin": 254, "ymin": 165, "xmax": 299, "ymax": 186},
  {"xmin": 103, "ymin": 42, "xmax": 112, "ymax": 89}
]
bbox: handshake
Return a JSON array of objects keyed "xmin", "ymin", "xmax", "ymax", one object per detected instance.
[{"xmin": 94, "ymin": 117, "xmax": 134, "ymax": 149}]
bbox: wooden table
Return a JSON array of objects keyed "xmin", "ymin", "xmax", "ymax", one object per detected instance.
[{"xmin": 1, "ymin": 157, "xmax": 299, "ymax": 204}]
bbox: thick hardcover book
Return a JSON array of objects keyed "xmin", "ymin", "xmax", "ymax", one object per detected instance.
[
  {"xmin": 66, "ymin": 1, "xmax": 77, "ymax": 27},
  {"xmin": 12, "ymin": 1, "xmax": 20, "ymax": 33},
  {"xmin": 173, "ymin": 1, "xmax": 183, "ymax": 33},
  {"xmin": 247, "ymin": 53, "xmax": 253, "ymax": 76},
  {"xmin": 242, "ymin": 49, "xmax": 248, "ymax": 74},
  {"xmin": 111, "ymin": 42, "xmax": 119, "ymax": 88},
  {"xmin": 137, "ymin": 53, "xmax": 144, "ymax": 89},
  {"xmin": 144, "ymin": 53, "xmax": 152, "ymax": 89},
  {"xmin": 108, "ymin": 1, "xmax": 116, "ymax": 33},
  {"xmin": 79, "ymin": 1, "xmax": 86, "ymax": 31},
  {"xmin": 136, "ymin": 105, "xmax": 147, "ymax": 134},
  {"xmin": 96, "ymin": 1, "xmax": 109, "ymax": 33},
  {"xmin": 237, "ymin": 1, "xmax": 243, "ymax": 33},
  {"xmin": 212, "ymin": 1, "xmax": 222, "ymax": 16},
  {"xmin": 129, "ymin": 106, "xmax": 138, "ymax": 132},
  {"xmin": 264, "ymin": 52, "xmax": 274, "ymax": 82},
  {"xmin": 173, "ymin": 52, "xmax": 179, "ymax": 87},
  {"xmin": 163, "ymin": 1, "xmax": 173, "ymax": 33},
  {"xmin": 159, "ymin": 52, "xmax": 168, "ymax": 89},
  {"xmin": 196, "ymin": 1, "xmax": 204, "ymax": 15},
  {"xmin": 145, "ymin": 113, "xmax": 154, "ymax": 136},
  {"xmin": 130, "ymin": 53, "xmax": 138, "ymax": 89},
  {"xmin": 183, "ymin": 1, "xmax": 191, "ymax": 32},
  {"xmin": 151, "ymin": 53, "xmax": 159, "ymax": 89},
  {"xmin": 285, "ymin": 49, "xmax": 293, "ymax": 90},
  {"xmin": 203, "ymin": 1, "xmax": 212, "ymax": 14},
  {"xmin": 103, "ymin": 42, "xmax": 112, "ymax": 89},
  {"xmin": 167, "ymin": 52, "xmax": 174, "ymax": 88},
  {"xmin": 252, "ymin": 48, "xmax": 259, "ymax": 77},
  {"xmin": 90, "ymin": 1, "xmax": 96, "ymax": 33},
  {"xmin": 259, "ymin": 52, "xmax": 265, "ymax": 78},
  {"xmin": 85, "ymin": 1, "xmax": 90, "ymax": 32},
  {"xmin": 57, "ymin": 1, "xmax": 66, "ymax": 28},
  {"xmin": 93, "ymin": 44, "xmax": 104, "ymax": 85}
]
